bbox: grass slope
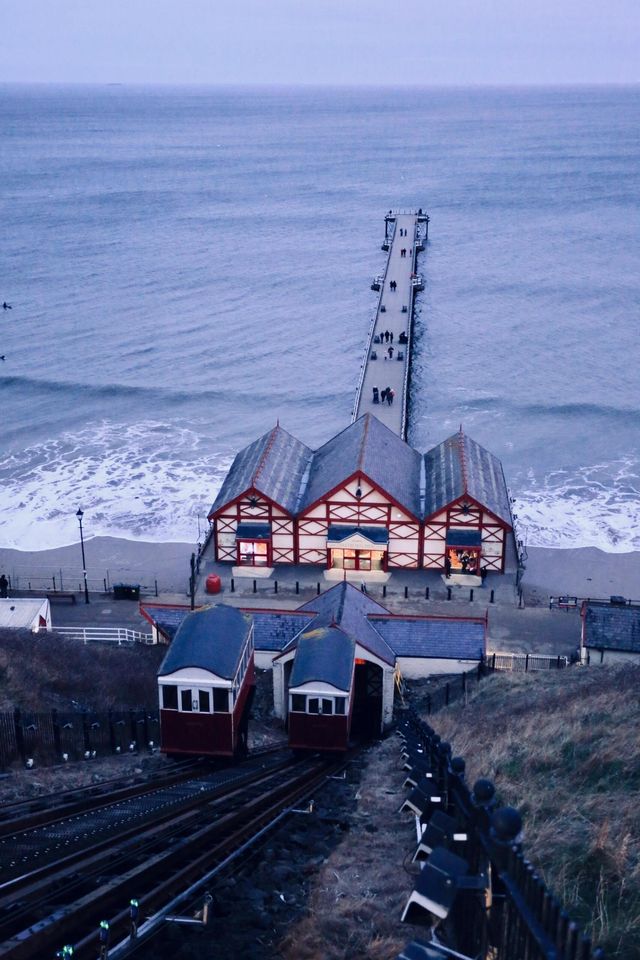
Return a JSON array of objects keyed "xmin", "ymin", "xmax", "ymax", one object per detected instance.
[
  {"xmin": 0, "ymin": 628, "xmax": 164, "ymax": 711},
  {"xmin": 419, "ymin": 666, "xmax": 640, "ymax": 959}
]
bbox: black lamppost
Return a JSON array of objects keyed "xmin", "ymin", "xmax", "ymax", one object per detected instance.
[{"xmin": 76, "ymin": 508, "xmax": 90, "ymax": 604}]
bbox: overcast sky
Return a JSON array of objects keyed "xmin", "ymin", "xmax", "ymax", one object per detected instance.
[{"xmin": 2, "ymin": 0, "xmax": 638, "ymax": 86}]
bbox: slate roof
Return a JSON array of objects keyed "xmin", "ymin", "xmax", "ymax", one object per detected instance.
[
  {"xmin": 249, "ymin": 611, "xmax": 314, "ymax": 652},
  {"xmin": 424, "ymin": 430, "xmax": 512, "ymax": 525},
  {"xmin": 140, "ymin": 604, "xmax": 191, "ymax": 641},
  {"xmin": 158, "ymin": 604, "xmax": 252, "ymax": 679},
  {"xmin": 299, "ymin": 414, "xmax": 422, "ymax": 518},
  {"xmin": 370, "ymin": 616, "xmax": 486, "ymax": 660},
  {"xmin": 297, "ymin": 581, "xmax": 395, "ymax": 665},
  {"xmin": 583, "ymin": 602, "xmax": 640, "ymax": 653},
  {"xmin": 289, "ymin": 626, "xmax": 355, "ymax": 691},
  {"xmin": 208, "ymin": 424, "xmax": 312, "ymax": 517}
]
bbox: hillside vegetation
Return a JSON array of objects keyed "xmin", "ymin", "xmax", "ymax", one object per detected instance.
[
  {"xmin": 0, "ymin": 629, "xmax": 164, "ymax": 712},
  {"xmin": 419, "ymin": 665, "xmax": 640, "ymax": 960}
]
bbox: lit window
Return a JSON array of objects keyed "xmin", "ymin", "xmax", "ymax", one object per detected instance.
[
  {"xmin": 199, "ymin": 689, "xmax": 210, "ymax": 713},
  {"xmin": 180, "ymin": 689, "xmax": 192, "ymax": 712}
]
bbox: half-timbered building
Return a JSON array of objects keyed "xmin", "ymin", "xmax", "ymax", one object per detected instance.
[
  {"xmin": 207, "ymin": 416, "xmax": 513, "ymax": 579},
  {"xmin": 422, "ymin": 430, "xmax": 513, "ymax": 575},
  {"xmin": 208, "ymin": 424, "xmax": 312, "ymax": 576},
  {"xmin": 296, "ymin": 414, "xmax": 422, "ymax": 579}
]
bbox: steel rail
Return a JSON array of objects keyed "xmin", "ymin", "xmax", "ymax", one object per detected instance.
[{"xmin": 0, "ymin": 755, "xmax": 335, "ymax": 959}]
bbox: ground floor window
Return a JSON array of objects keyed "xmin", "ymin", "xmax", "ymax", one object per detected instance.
[
  {"xmin": 330, "ymin": 548, "xmax": 385, "ymax": 571},
  {"xmin": 447, "ymin": 547, "xmax": 480, "ymax": 574},
  {"xmin": 237, "ymin": 539, "xmax": 271, "ymax": 566}
]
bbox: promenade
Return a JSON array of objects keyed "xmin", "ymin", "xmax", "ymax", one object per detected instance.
[{"xmin": 353, "ymin": 211, "xmax": 426, "ymax": 439}]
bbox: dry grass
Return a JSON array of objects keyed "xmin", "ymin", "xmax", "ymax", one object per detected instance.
[
  {"xmin": 0, "ymin": 628, "xmax": 163, "ymax": 711},
  {"xmin": 426, "ymin": 665, "xmax": 640, "ymax": 959},
  {"xmin": 278, "ymin": 738, "xmax": 418, "ymax": 960}
]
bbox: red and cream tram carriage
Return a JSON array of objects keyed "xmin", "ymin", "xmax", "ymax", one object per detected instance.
[
  {"xmin": 158, "ymin": 604, "xmax": 255, "ymax": 759},
  {"xmin": 286, "ymin": 627, "xmax": 355, "ymax": 753}
]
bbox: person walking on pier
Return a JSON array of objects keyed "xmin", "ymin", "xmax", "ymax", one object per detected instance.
[
  {"xmin": 389, "ymin": 331, "xmax": 393, "ymax": 343},
  {"xmin": 0, "ymin": 573, "xmax": 8, "ymax": 598},
  {"xmin": 388, "ymin": 346, "xmax": 394, "ymax": 359},
  {"xmin": 388, "ymin": 388, "xmax": 395, "ymax": 405}
]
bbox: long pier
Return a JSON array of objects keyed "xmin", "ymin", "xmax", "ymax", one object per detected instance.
[{"xmin": 352, "ymin": 210, "xmax": 428, "ymax": 439}]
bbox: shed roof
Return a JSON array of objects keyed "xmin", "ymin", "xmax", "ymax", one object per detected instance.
[
  {"xmin": 297, "ymin": 581, "xmax": 395, "ymax": 665},
  {"xmin": 208, "ymin": 424, "xmax": 312, "ymax": 517},
  {"xmin": 299, "ymin": 414, "xmax": 422, "ymax": 518},
  {"xmin": 370, "ymin": 615, "xmax": 486, "ymax": 660},
  {"xmin": 289, "ymin": 626, "xmax": 355, "ymax": 691},
  {"xmin": 424, "ymin": 430, "xmax": 512, "ymax": 525},
  {"xmin": 583, "ymin": 602, "xmax": 640, "ymax": 653},
  {"xmin": 250, "ymin": 611, "xmax": 314, "ymax": 652},
  {"xmin": 141, "ymin": 604, "xmax": 191, "ymax": 641},
  {"xmin": 158, "ymin": 604, "xmax": 252, "ymax": 679},
  {"xmin": 0, "ymin": 599, "xmax": 48, "ymax": 629}
]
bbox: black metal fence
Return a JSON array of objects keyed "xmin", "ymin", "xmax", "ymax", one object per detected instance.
[
  {"xmin": 0, "ymin": 707, "xmax": 160, "ymax": 769},
  {"xmin": 396, "ymin": 709, "xmax": 605, "ymax": 960}
]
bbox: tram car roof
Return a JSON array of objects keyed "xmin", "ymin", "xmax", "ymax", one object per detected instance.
[
  {"xmin": 158, "ymin": 604, "xmax": 252, "ymax": 680},
  {"xmin": 289, "ymin": 626, "xmax": 355, "ymax": 692}
]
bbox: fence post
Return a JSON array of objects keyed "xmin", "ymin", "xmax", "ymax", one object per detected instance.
[
  {"xmin": 317, "ymin": 582, "xmax": 321, "ymax": 596},
  {"xmin": 525, "ymin": 653, "xmax": 529, "ymax": 672},
  {"xmin": 469, "ymin": 589, "xmax": 474, "ymax": 602},
  {"xmin": 557, "ymin": 655, "xmax": 561, "ymax": 669},
  {"xmin": 230, "ymin": 578, "xmax": 235, "ymax": 593},
  {"xmin": 383, "ymin": 584, "xmax": 387, "ymax": 598},
  {"xmin": 155, "ymin": 579, "xmax": 158, "ymax": 597},
  {"xmin": 425, "ymin": 586, "xmax": 429, "ymax": 599},
  {"xmin": 52, "ymin": 575, "xmax": 56, "ymax": 592},
  {"xmin": 14, "ymin": 708, "xmax": 25, "ymax": 763},
  {"xmin": 404, "ymin": 586, "xmax": 408, "ymax": 599},
  {"xmin": 490, "ymin": 589, "xmax": 495, "ymax": 603},
  {"xmin": 492, "ymin": 652, "xmax": 497, "ymax": 670},
  {"xmin": 274, "ymin": 580, "xmax": 278, "ymax": 594},
  {"xmin": 82, "ymin": 711, "xmax": 91, "ymax": 752},
  {"xmin": 108, "ymin": 710, "xmax": 116, "ymax": 753},
  {"xmin": 295, "ymin": 581, "xmax": 299, "ymax": 594},
  {"xmin": 52, "ymin": 709, "xmax": 61, "ymax": 759},
  {"xmin": 447, "ymin": 586, "xmax": 452, "ymax": 601}
]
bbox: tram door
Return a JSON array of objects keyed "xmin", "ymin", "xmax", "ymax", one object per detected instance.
[{"xmin": 351, "ymin": 661, "xmax": 383, "ymax": 741}]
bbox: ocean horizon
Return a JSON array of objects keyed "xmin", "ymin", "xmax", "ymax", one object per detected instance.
[{"xmin": 1, "ymin": 84, "xmax": 638, "ymax": 553}]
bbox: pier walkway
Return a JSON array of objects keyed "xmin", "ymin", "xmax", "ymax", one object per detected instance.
[{"xmin": 352, "ymin": 211, "xmax": 427, "ymax": 439}]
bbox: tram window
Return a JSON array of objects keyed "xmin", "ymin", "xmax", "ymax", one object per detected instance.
[
  {"xmin": 213, "ymin": 689, "xmax": 230, "ymax": 713},
  {"xmin": 162, "ymin": 685, "xmax": 178, "ymax": 710},
  {"xmin": 291, "ymin": 694, "xmax": 306, "ymax": 712},
  {"xmin": 308, "ymin": 698, "xmax": 320, "ymax": 714},
  {"xmin": 199, "ymin": 689, "xmax": 211, "ymax": 713},
  {"xmin": 321, "ymin": 698, "xmax": 333, "ymax": 715},
  {"xmin": 334, "ymin": 698, "xmax": 346, "ymax": 715},
  {"xmin": 180, "ymin": 689, "xmax": 193, "ymax": 712}
]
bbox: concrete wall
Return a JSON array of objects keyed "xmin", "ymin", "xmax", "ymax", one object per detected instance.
[{"xmin": 396, "ymin": 656, "xmax": 480, "ymax": 679}]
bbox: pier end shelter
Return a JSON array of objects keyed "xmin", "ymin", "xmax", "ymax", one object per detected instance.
[
  {"xmin": 297, "ymin": 413, "xmax": 422, "ymax": 580},
  {"xmin": 422, "ymin": 429, "xmax": 513, "ymax": 574},
  {"xmin": 208, "ymin": 424, "xmax": 312, "ymax": 576}
]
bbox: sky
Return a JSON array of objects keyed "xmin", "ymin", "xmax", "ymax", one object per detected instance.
[{"xmin": 1, "ymin": 0, "xmax": 639, "ymax": 86}]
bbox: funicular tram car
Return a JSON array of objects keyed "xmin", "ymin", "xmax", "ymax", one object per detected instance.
[
  {"xmin": 158, "ymin": 604, "xmax": 255, "ymax": 759},
  {"xmin": 286, "ymin": 627, "xmax": 355, "ymax": 753}
]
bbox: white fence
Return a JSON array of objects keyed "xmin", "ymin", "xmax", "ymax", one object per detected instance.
[
  {"xmin": 54, "ymin": 627, "xmax": 154, "ymax": 645},
  {"xmin": 488, "ymin": 651, "xmax": 569, "ymax": 671}
]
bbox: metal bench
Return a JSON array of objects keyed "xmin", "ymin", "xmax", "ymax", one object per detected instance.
[{"xmin": 46, "ymin": 591, "xmax": 77, "ymax": 604}]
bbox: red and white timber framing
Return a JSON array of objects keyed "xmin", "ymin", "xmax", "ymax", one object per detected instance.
[
  {"xmin": 210, "ymin": 482, "xmax": 510, "ymax": 573},
  {"xmin": 423, "ymin": 495, "xmax": 509, "ymax": 573}
]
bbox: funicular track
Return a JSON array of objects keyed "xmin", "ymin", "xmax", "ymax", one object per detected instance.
[{"xmin": 0, "ymin": 751, "xmax": 348, "ymax": 959}]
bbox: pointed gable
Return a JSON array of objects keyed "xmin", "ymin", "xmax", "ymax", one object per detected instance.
[
  {"xmin": 208, "ymin": 424, "xmax": 312, "ymax": 518},
  {"xmin": 423, "ymin": 430, "xmax": 512, "ymax": 526},
  {"xmin": 299, "ymin": 414, "xmax": 422, "ymax": 518},
  {"xmin": 297, "ymin": 581, "xmax": 395, "ymax": 665}
]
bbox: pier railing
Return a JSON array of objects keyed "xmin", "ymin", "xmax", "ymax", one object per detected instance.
[
  {"xmin": 398, "ymin": 220, "xmax": 423, "ymax": 439},
  {"xmin": 54, "ymin": 626, "xmax": 154, "ymax": 645}
]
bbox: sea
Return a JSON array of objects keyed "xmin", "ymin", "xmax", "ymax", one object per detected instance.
[{"xmin": 1, "ymin": 84, "xmax": 639, "ymax": 553}]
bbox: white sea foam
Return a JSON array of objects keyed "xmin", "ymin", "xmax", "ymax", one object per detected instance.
[
  {"xmin": 0, "ymin": 422, "xmax": 638, "ymax": 555},
  {"xmin": 513, "ymin": 458, "xmax": 640, "ymax": 553},
  {"xmin": 0, "ymin": 421, "xmax": 233, "ymax": 551}
]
